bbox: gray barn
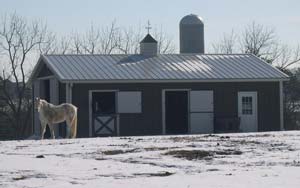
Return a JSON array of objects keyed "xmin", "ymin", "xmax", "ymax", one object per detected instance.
[{"xmin": 30, "ymin": 14, "xmax": 289, "ymax": 138}]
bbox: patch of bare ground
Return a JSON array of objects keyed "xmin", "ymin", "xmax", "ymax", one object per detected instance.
[
  {"xmin": 164, "ymin": 149, "xmax": 243, "ymax": 160},
  {"xmin": 97, "ymin": 173, "xmax": 131, "ymax": 179},
  {"xmin": 97, "ymin": 171, "xmax": 174, "ymax": 179},
  {"xmin": 120, "ymin": 158, "xmax": 180, "ymax": 168},
  {"xmin": 144, "ymin": 146, "xmax": 179, "ymax": 151},
  {"xmin": 206, "ymin": 168, "xmax": 220, "ymax": 172},
  {"xmin": 229, "ymin": 139, "xmax": 263, "ymax": 145},
  {"xmin": 15, "ymin": 145, "xmax": 28, "ymax": 149},
  {"xmin": 12, "ymin": 175, "xmax": 27, "ymax": 181},
  {"xmin": 12, "ymin": 172, "xmax": 47, "ymax": 181},
  {"xmin": 133, "ymin": 171, "xmax": 174, "ymax": 177},
  {"xmin": 164, "ymin": 150, "xmax": 213, "ymax": 160},
  {"xmin": 241, "ymin": 133, "xmax": 273, "ymax": 138},
  {"xmin": 215, "ymin": 149, "xmax": 243, "ymax": 155},
  {"xmin": 102, "ymin": 148, "xmax": 139, "ymax": 155},
  {"xmin": 169, "ymin": 136, "xmax": 213, "ymax": 143},
  {"xmin": 169, "ymin": 134, "xmax": 233, "ymax": 143},
  {"xmin": 108, "ymin": 144, "xmax": 130, "ymax": 147}
]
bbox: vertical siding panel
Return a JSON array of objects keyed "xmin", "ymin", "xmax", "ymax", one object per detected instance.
[{"xmin": 33, "ymin": 80, "xmax": 40, "ymax": 136}]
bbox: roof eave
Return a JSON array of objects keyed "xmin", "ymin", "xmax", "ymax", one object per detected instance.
[{"xmin": 60, "ymin": 78, "xmax": 290, "ymax": 84}]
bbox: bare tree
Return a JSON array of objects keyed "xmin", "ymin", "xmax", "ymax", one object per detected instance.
[
  {"xmin": 37, "ymin": 31, "xmax": 56, "ymax": 54},
  {"xmin": 211, "ymin": 21, "xmax": 300, "ymax": 68},
  {"xmin": 69, "ymin": 21, "xmax": 121, "ymax": 55},
  {"xmin": 212, "ymin": 30, "xmax": 237, "ymax": 54},
  {"xmin": 212, "ymin": 22, "xmax": 277, "ymax": 58},
  {"xmin": 62, "ymin": 21, "xmax": 176, "ymax": 55},
  {"xmin": 153, "ymin": 26, "xmax": 176, "ymax": 54},
  {"xmin": 276, "ymin": 45, "xmax": 300, "ymax": 69},
  {"xmin": 240, "ymin": 21, "xmax": 277, "ymax": 57},
  {"xmin": 81, "ymin": 25, "xmax": 100, "ymax": 54},
  {"xmin": 70, "ymin": 32, "xmax": 83, "ymax": 54},
  {"xmin": 57, "ymin": 36, "xmax": 71, "ymax": 54},
  {"xmin": 98, "ymin": 21, "xmax": 120, "ymax": 54},
  {"xmin": 117, "ymin": 27, "xmax": 142, "ymax": 54},
  {"xmin": 0, "ymin": 13, "xmax": 53, "ymax": 138}
]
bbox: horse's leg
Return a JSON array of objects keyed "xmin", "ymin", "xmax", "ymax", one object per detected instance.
[
  {"xmin": 70, "ymin": 113, "xmax": 77, "ymax": 139},
  {"xmin": 40, "ymin": 121, "xmax": 47, "ymax": 140},
  {"xmin": 66, "ymin": 120, "xmax": 71, "ymax": 139},
  {"xmin": 48, "ymin": 124, "xmax": 56, "ymax": 139}
]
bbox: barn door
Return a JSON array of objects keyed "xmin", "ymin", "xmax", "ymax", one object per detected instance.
[
  {"xmin": 238, "ymin": 92, "xmax": 257, "ymax": 132},
  {"xmin": 92, "ymin": 92, "xmax": 117, "ymax": 137},
  {"xmin": 189, "ymin": 90, "xmax": 214, "ymax": 134},
  {"xmin": 165, "ymin": 91, "xmax": 189, "ymax": 134}
]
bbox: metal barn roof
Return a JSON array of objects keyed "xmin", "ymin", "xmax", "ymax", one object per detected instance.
[{"xmin": 37, "ymin": 54, "xmax": 289, "ymax": 83}]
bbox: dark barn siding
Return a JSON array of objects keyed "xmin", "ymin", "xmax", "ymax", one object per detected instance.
[
  {"xmin": 58, "ymin": 83, "xmax": 67, "ymax": 137},
  {"xmin": 71, "ymin": 82, "xmax": 280, "ymax": 138},
  {"xmin": 59, "ymin": 83, "xmax": 66, "ymax": 104}
]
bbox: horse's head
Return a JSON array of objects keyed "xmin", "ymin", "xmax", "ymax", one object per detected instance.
[{"xmin": 35, "ymin": 97, "xmax": 41, "ymax": 112}]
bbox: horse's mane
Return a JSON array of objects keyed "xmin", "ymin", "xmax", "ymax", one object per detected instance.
[{"xmin": 40, "ymin": 99, "xmax": 54, "ymax": 108}]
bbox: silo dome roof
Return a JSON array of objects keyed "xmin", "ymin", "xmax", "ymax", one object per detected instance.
[{"xmin": 180, "ymin": 14, "xmax": 204, "ymax": 25}]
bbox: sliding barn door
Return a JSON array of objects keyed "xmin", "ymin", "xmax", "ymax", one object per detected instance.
[{"xmin": 190, "ymin": 90, "xmax": 214, "ymax": 134}]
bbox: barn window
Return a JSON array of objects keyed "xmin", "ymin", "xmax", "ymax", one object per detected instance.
[
  {"xmin": 92, "ymin": 92, "xmax": 116, "ymax": 114},
  {"xmin": 117, "ymin": 91, "xmax": 142, "ymax": 113},
  {"xmin": 242, "ymin": 96, "xmax": 253, "ymax": 115}
]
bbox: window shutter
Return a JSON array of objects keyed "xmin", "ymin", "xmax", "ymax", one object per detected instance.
[{"xmin": 117, "ymin": 91, "xmax": 142, "ymax": 113}]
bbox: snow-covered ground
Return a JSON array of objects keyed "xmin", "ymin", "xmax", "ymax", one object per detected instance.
[{"xmin": 1, "ymin": 131, "xmax": 300, "ymax": 188}]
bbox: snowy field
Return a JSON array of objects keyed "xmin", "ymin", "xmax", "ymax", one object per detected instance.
[{"xmin": 1, "ymin": 131, "xmax": 300, "ymax": 188}]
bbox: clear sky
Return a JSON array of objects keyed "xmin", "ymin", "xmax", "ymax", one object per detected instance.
[{"xmin": 0, "ymin": 0, "xmax": 299, "ymax": 52}]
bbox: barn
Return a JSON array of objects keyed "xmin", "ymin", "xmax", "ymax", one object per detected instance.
[{"xmin": 30, "ymin": 14, "xmax": 289, "ymax": 138}]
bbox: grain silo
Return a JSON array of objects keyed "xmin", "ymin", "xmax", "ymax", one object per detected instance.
[{"xmin": 180, "ymin": 14, "xmax": 204, "ymax": 53}]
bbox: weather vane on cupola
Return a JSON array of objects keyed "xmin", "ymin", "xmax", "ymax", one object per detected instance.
[{"xmin": 145, "ymin": 20, "xmax": 152, "ymax": 34}]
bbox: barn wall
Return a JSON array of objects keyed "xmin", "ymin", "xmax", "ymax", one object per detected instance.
[
  {"xmin": 59, "ymin": 83, "xmax": 66, "ymax": 103},
  {"xmin": 72, "ymin": 82, "xmax": 280, "ymax": 138},
  {"xmin": 58, "ymin": 83, "xmax": 67, "ymax": 137}
]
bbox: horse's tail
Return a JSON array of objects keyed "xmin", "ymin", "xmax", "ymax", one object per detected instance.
[{"xmin": 70, "ymin": 107, "xmax": 78, "ymax": 138}]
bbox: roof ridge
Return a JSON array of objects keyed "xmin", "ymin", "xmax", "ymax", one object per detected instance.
[
  {"xmin": 44, "ymin": 54, "xmax": 132, "ymax": 56},
  {"xmin": 44, "ymin": 53, "xmax": 253, "ymax": 56}
]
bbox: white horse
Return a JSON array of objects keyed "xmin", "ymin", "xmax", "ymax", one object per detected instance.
[{"xmin": 35, "ymin": 98, "xmax": 78, "ymax": 139}]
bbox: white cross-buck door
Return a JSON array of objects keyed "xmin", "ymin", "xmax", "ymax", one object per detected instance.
[
  {"xmin": 238, "ymin": 92, "xmax": 258, "ymax": 132},
  {"xmin": 190, "ymin": 90, "xmax": 214, "ymax": 134}
]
